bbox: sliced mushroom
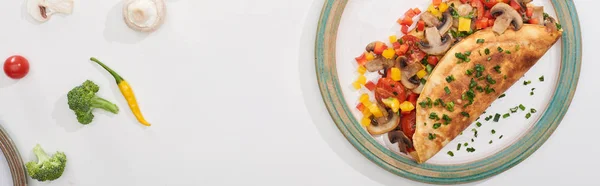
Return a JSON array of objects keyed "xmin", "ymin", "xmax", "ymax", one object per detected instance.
[
  {"xmin": 367, "ymin": 109, "xmax": 400, "ymax": 135},
  {"xmin": 364, "ymin": 56, "xmax": 395, "ymax": 72},
  {"xmin": 491, "ymin": 3, "xmax": 524, "ymax": 34},
  {"xmin": 123, "ymin": 0, "xmax": 167, "ymax": 32},
  {"xmin": 531, "ymin": 6, "xmax": 544, "ymax": 25},
  {"xmin": 420, "ymin": 11, "xmax": 452, "ymax": 36},
  {"xmin": 412, "ymin": 75, "xmax": 428, "ymax": 94},
  {"xmin": 27, "ymin": 0, "xmax": 74, "ymax": 22},
  {"xmin": 418, "ymin": 27, "xmax": 454, "ymax": 55},
  {"xmin": 388, "ymin": 130, "xmax": 413, "ymax": 153},
  {"xmin": 514, "ymin": 0, "xmax": 533, "ymax": 10},
  {"xmin": 400, "ymin": 62, "xmax": 424, "ymax": 89},
  {"xmin": 544, "ymin": 16, "xmax": 558, "ymax": 32},
  {"xmin": 456, "ymin": 4, "xmax": 474, "ymax": 17}
]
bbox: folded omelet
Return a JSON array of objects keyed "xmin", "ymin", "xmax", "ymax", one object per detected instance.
[{"xmin": 412, "ymin": 24, "xmax": 563, "ymax": 163}]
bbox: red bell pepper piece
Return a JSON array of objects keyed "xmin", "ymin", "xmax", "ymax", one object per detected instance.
[
  {"xmin": 417, "ymin": 20, "xmax": 425, "ymax": 31},
  {"xmin": 401, "ymin": 25, "xmax": 409, "ymax": 34},
  {"xmin": 355, "ymin": 52, "xmax": 367, "ymax": 66},
  {"xmin": 364, "ymin": 81, "xmax": 376, "ymax": 91}
]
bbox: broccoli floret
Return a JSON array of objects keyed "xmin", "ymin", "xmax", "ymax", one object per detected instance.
[
  {"xmin": 25, "ymin": 144, "xmax": 67, "ymax": 182},
  {"xmin": 67, "ymin": 80, "xmax": 119, "ymax": 124}
]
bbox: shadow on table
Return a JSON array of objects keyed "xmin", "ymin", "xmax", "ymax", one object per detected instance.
[{"xmin": 296, "ymin": 0, "xmax": 487, "ymax": 186}]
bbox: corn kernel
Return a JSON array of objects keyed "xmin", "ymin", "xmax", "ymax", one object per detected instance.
[
  {"xmin": 389, "ymin": 35, "xmax": 397, "ymax": 44},
  {"xmin": 399, "ymin": 101, "xmax": 415, "ymax": 112},
  {"xmin": 382, "ymin": 48, "xmax": 395, "ymax": 59},
  {"xmin": 391, "ymin": 67, "xmax": 402, "ymax": 81},
  {"xmin": 416, "ymin": 69, "xmax": 427, "ymax": 79}
]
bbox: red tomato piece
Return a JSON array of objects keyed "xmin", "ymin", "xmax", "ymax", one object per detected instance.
[
  {"xmin": 433, "ymin": 0, "xmax": 443, "ymax": 6},
  {"xmin": 529, "ymin": 18, "xmax": 539, "ymax": 24},
  {"xmin": 364, "ymin": 81, "xmax": 376, "ymax": 91},
  {"xmin": 488, "ymin": 18, "xmax": 495, "ymax": 27},
  {"xmin": 427, "ymin": 55, "xmax": 439, "ymax": 66},
  {"xmin": 404, "ymin": 8, "xmax": 416, "ymax": 18},
  {"xmin": 355, "ymin": 52, "xmax": 367, "ymax": 66},
  {"xmin": 400, "ymin": 35, "xmax": 426, "ymax": 63},
  {"xmin": 509, "ymin": 0, "xmax": 521, "ymax": 11},
  {"xmin": 526, "ymin": 7, "xmax": 533, "ymax": 17},
  {"xmin": 356, "ymin": 103, "xmax": 365, "ymax": 112},
  {"xmin": 413, "ymin": 8, "xmax": 421, "ymax": 15},
  {"xmin": 398, "ymin": 44, "xmax": 409, "ymax": 54},
  {"xmin": 373, "ymin": 42, "xmax": 388, "ymax": 55},
  {"xmin": 460, "ymin": 0, "xmax": 469, "ymax": 4},
  {"xmin": 392, "ymin": 42, "xmax": 401, "ymax": 49},
  {"xmin": 484, "ymin": 9, "xmax": 493, "ymax": 19},
  {"xmin": 417, "ymin": 20, "xmax": 425, "ymax": 31},
  {"xmin": 4, "ymin": 55, "xmax": 30, "ymax": 79},
  {"xmin": 408, "ymin": 93, "xmax": 418, "ymax": 108},
  {"xmin": 471, "ymin": 0, "xmax": 484, "ymax": 18},
  {"xmin": 401, "ymin": 25, "xmax": 409, "ymax": 34},
  {"xmin": 374, "ymin": 78, "xmax": 407, "ymax": 104},
  {"xmin": 401, "ymin": 16, "xmax": 414, "ymax": 26},
  {"xmin": 401, "ymin": 110, "xmax": 417, "ymax": 139},
  {"xmin": 484, "ymin": 0, "xmax": 509, "ymax": 9}
]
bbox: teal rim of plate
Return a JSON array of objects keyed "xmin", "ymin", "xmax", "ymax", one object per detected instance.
[{"xmin": 315, "ymin": 0, "xmax": 581, "ymax": 184}]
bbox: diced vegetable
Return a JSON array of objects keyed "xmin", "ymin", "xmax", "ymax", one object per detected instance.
[
  {"xmin": 427, "ymin": 4, "xmax": 442, "ymax": 18},
  {"xmin": 399, "ymin": 101, "xmax": 415, "ymax": 113},
  {"xmin": 413, "ymin": 8, "xmax": 421, "ymax": 15},
  {"xmin": 404, "ymin": 8, "xmax": 417, "ymax": 18},
  {"xmin": 382, "ymin": 98, "xmax": 401, "ymax": 113},
  {"xmin": 392, "ymin": 42, "xmax": 401, "ymax": 49},
  {"xmin": 352, "ymin": 81, "xmax": 361, "ymax": 90},
  {"xmin": 357, "ymin": 75, "xmax": 367, "ymax": 84},
  {"xmin": 397, "ymin": 44, "xmax": 409, "ymax": 55},
  {"xmin": 471, "ymin": 0, "xmax": 484, "ymax": 18},
  {"xmin": 529, "ymin": 18, "xmax": 539, "ymax": 24},
  {"xmin": 368, "ymin": 103, "xmax": 384, "ymax": 117},
  {"xmin": 475, "ymin": 17, "xmax": 489, "ymax": 29},
  {"xmin": 526, "ymin": 7, "xmax": 533, "ymax": 18},
  {"xmin": 357, "ymin": 66, "xmax": 366, "ymax": 74},
  {"xmin": 356, "ymin": 103, "xmax": 365, "ymax": 112},
  {"xmin": 439, "ymin": 2, "xmax": 449, "ymax": 12},
  {"xmin": 458, "ymin": 17, "xmax": 472, "ymax": 32},
  {"xmin": 382, "ymin": 48, "xmax": 396, "ymax": 59},
  {"xmin": 401, "ymin": 25, "xmax": 409, "ymax": 34},
  {"xmin": 488, "ymin": 18, "xmax": 495, "ymax": 27},
  {"xmin": 390, "ymin": 67, "xmax": 402, "ymax": 81},
  {"xmin": 359, "ymin": 93, "xmax": 370, "ymax": 104},
  {"xmin": 355, "ymin": 52, "xmax": 367, "ymax": 66},
  {"xmin": 389, "ymin": 35, "xmax": 398, "ymax": 44},
  {"xmin": 365, "ymin": 52, "xmax": 375, "ymax": 61},
  {"xmin": 361, "ymin": 116, "xmax": 371, "ymax": 126},
  {"xmin": 427, "ymin": 55, "xmax": 439, "ymax": 66},
  {"xmin": 417, "ymin": 20, "xmax": 425, "ymax": 31},
  {"xmin": 433, "ymin": 0, "xmax": 442, "ymax": 6},
  {"xmin": 416, "ymin": 69, "xmax": 427, "ymax": 79},
  {"xmin": 401, "ymin": 16, "xmax": 413, "ymax": 26},
  {"xmin": 510, "ymin": 0, "xmax": 521, "ymax": 11},
  {"xmin": 364, "ymin": 81, "xmax": 376, "ymax": 91},
  {"xmin": 373, "ymin": 42, "xmax": 388, "ymax": 55}
]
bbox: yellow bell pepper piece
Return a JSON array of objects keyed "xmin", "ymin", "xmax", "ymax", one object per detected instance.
[
  {"xmin": 357, "ymin": 75, "xmax": 367, "ymax": 85},
  {"xmin": 365, "ymin": 52, "xmax": 375, "ymax": 61},
  {"xmin": 390, "ymin": 67, "xmax": 402, "ymax": 81},
  {"xmin": 428, "ymin": 4, "xmax": 442, "ymax": 18},
  {"xmin": 389, "ymin": 35, "xmax": 397, "ymax": 44},
  {"xmin": 368, "ymin": 103, "xmax": 384, "ymax": 118},
  {"xmin": 438, "ymin": 2, "xmax": 449, "ymax": 13},
  {"xmin": 359, "ymin": 93, "xmax": 370, "ymax": 103},
  {"xmin": 399, "ymin": 101, "xmax": 415, "ymax": 112},
  {"xmin": 361, "ymin": 116, "xmax": 371, "ymax": 127},
  {"xmin": 357, "ymin": 66, "xmax": 366, "ymax": 74},
  {"xmin": 382, "ymin": 48, "xmax": 395, "ymax": 59},
  {"xmin": 352, "ymin": 81, "xmax": 361, "ymax": 90},
  {"xmin": 382, "ymin": 98, "xmax": 400, "ymax": 113},
  {"xmin": 362, "ymin": 108, "xmax": 372, "ymax": 117},
  {"xmin": 416, "ymin": 69, "xmax": 427, "ymax": 79},
  {"xmin": 458, "ymin": 17, "xmax": 472, "ymax": 32}
]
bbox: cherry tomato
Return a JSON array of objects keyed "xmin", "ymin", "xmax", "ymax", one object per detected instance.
[
  {"xmin": 4, "ymin": 55, "xmax": 30, "ymax": 79},
  {"xmin": 401, "ymin": 110, "xmax": 416, "ymax": 140},
  {"xmin": 484, "ymin": 0, "xmax": 510, "ymax": 9},
  {"xmin": 400, "ymin": 35, "xmax": 426, "ymax": 63},
  {"xmin": 374, "ymin": 78, "xmax": 407, "ymax": 104}
]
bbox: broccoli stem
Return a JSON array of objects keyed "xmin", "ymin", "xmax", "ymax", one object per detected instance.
[
  {"xmin": 91, "ymin": 96, "xmax": 119, "ymax": 114},
  {"xmin": 33, "ymin": 144, "xmax": 50, "ymax": 163}
]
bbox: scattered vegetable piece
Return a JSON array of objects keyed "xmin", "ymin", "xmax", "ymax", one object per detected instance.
[
  {"xmin": 67, "ymin": 80, "xmax": 119, "ymax": 124},
  {"xmin": 90, "ymin": 57, "xmax": 151, "ymax": 126},
  {"xmin": 25, "ymin": 144, "xmax": 67, "ymax": 182},
  {"xmin": 447, "ymin": 151, "xmax": 454, "ymax": 157},
  {"xmin": 4, "ymin": 55, "xmax": 30, "ymax": 79}
]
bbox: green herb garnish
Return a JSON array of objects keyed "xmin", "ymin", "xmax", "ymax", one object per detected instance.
[
  {"xmin": 447, "ymin": 151, "xmax": 454, "ymax": 157},
  {"xmin": 525, "ymin": 113, "xmax": 532, "ymax": 119},
  {"xmin": 499, "ymin": 135, "xmax": 504, "ymax": 139},
  {"xmin": 421, "ymin": 78, "xmax": 427, "ymax": 85},
  {"xmin": 457, "ymin": 143, "xmax": 462, "ymax": 150},
  {"xmin": 491, "ymin": 129, "xmax": 496, "ymax": 134},
  {"xmin": 476, "ymin": 39, "xmax": 485, "ymax": 43},
  {"xmin": 485, "ymin": 115, "xmax": 493, "ymax": 121},
  {"xmin": 539, "ymin": 76, "xmax": 545, "ymax": 82},
  {"xmin": 461, "ymin": 112, "xmax": 470, "ymax": 117},
  {"xmin": 484, "ymin": 48, "xmax": 490, "ymax": 55},
  {"xmin": 466, "ymin": 147, "xmax": 476, "ymax": 152},
  {"xmin": 519, "ymin": 104, "xmax": 526, "ymax": 111},
  {"xmin": 445, "ymin": 86, "xmax": 451, "ymax": 94},
  {"xmin": 426, "ymin": 64, "xmax": 433, "ymax": 74},
  {"xmin": 446, "ymin": 101, "xmax": 455, "ymax": 112},
  {"xmin": 433, "ymin": 123, "xmax": 442, "ymax": 129},
  {"xmin": 499, "ymin": 93, "xmax": 506, "ymax": 98},
  {"xmin": 430, "ymin": 112, "xmax": 440, "ymax": 120},
  {"xmin": 493, "ymin": 65, "xmax": 501, "ymax": 73},
  {"xmin": 476, "ymin": 122, "xmax": 482, "ymax": 127},
  {"xmin": 443, "ymin": 114, "xmax": 452, "ymax": 125},
  {"xmin": 455, "ymin": 52, "xmax": 467, "ymax": 61},
  {"xmin": 466, "ymin": 69, "xmax": 473, "ymax": 76},
  {"xmin": 524, "ymin": 80, "xmax": 532, "ymax": 85},
  {"xmin": 446, "ymin": 75, "xmax": 456, "ymax": 83},
  {"xmin": 489, "ymin": 140, "xmax": 493, "ymax": 144},
  {"xmin": 493, "ymin": 113, "xmax": 501, "ymax": 122},
  {"xmin": 505, "ymin": 50, "xmax": 511, "ymax": 54},
  {"xmin": 503, "ymin": 113, "xmax": 510, "ymax": 118},
  {"xmin": 510, "ymin": 107, "xmax": 518, "ymax": 113},
  {"xmin": 497, "ymin": 47, "xmax": 503, "ymax": 52},
  {"xmin": 486, "ymin": 75, "xmax": 496, "ymax": 84},
  {"xmin": 531, "ymin": 108, "xmax": 537, "ymax": 113},
  {"xmin": 428, "ymin": 133, "xmax": 436, "ymax": 140}
]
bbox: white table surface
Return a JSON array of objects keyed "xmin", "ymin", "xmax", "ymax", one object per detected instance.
[{"xmin": 0, "ymin": 0, "xmax": 596, "ymax": 185}]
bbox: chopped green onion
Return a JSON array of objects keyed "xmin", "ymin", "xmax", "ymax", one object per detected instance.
[
  {"xmin": 465, "ymin": 51, "xmax": 472, "ymax": 56},
  {"xmin": 531, "ymin": 108, "xmax": 537, "ymax": 113},
  {"xmin": 476, "ymin": 39, "xmax": 485, "ymax": 43},
  {"xmin": 466, "ymin": 147, "xmax": 476, "ymax": 152},
  {"xmin": 457, "ymin": 143, "xmax": 462, "ymax": 150},
  {"xmin": 485, "ymin": 115, "xmax": 493, "ymax": 121},
  {"xmin": 485, "ymin": 48, "xmax": 490, "ymax": 55},
  {"xmin": 525, "ymin": 113, "xmax": 532, "ymax": 119},
  {"xmin": 487, "ymin": 56, "xmax": 492, "ymax": 61},
  {"xmin": 443, "ymin": 114, "xmax": 452, "ymax": 125},
  {"xmin": 503, "ymin": 113, "xmax": 510, "ymax": 118},
  {"xmin": 505, "ymin": 50, "xmax": 511, "ymax": 54},
  {"xmin": 476, "ymin": 122, "xmax": 482, "ymax": 127},
  {"xmin": 447, "ymin": 151, "xmax": 454, "ymax": 157},
  {"xmin": 446, "ymin": 75, "xmax": 456, "ymax": 83},
  {"xmin": 429, "ymin": 112, "xmax": 440, "ymax": 120},
  {"xmin": 428, "ymin": 133, "xmax": 436, "ymax": 140},
  {"xmin": 510, "ymin": 107, "xmax": 518, "ymax": 113},
  {"xmin": 493, "ymin": 113, "xmax": 501, "ymax": 122},
  {"xmin": 426, "ymin": 64, "xmax": 433, "ymax": 73},
  {"xmin": 519, "ymin": 104, "xmax": 526, "ymax": 111},
  {"xmin": 491, "ymin": 129, "xmax": 496, "ymax": 134},
  {"xmin": 469, "ymin": 78, "xmax": 477, "ymax": 89},
  {"xmin": 497, "ymin": 47, "xmax": 503, "ymax": 52},
  {"xmin": 539, "ymin": 76, "xmax": 545, "ymax": 82},
  {"xmin": 499, "ymin": 135, "xmax": 504, "ymax": 139},
  {"xmin": 524, "ymin": 80, "xmax": 531, "ymax": 85},
  {"xmin": 445, "ymin": 86, "xmax": 451, "ymax": 94},
  {"xmin": 466, "ymin": 69, "xmax": 473, "ymax": 76},
  {"xmin": 471, "ymin": 138, "xmax": 475, "ymax": 142},
  {"xmin": 421, "ymin": 78, "xmax": 427, "ymax": 85},
  {"xmin": 499, "ymin": 93, "xmax": 506, "ymax": 98},
  {"xmin": 464, "ymin": 143, "xmax": 469, "ymax": 147},
  {"xmin": 433, "ymin": 123, "xmax": 442, "ymax": 129},
  {"xmin": 461, "ymin": 112, "xmax": 470, "ymax": 117},
  {"xmin": 493, "ymin": 65, "xmax": 501, "ymax": 73},
  {"xmin": 556, "ymin": 23, "xmax": 562, "ymax": 30},
  {"xmin": 489, "ymin": 140, "xmax": 493, "ymax": 144},
  {"xmin": 530, "ymin": 92, "xmax": 534, "ymax": 96},
  {"xmin": 486, "ymin": 75, "xmax": 496, "ymax": 84},
  {"xmin": 455, "ymin": 52, "xmax": 467, "ymax": 61},
  {"xmin": 446, "ymin": 101, "xmax": 455, "ymax": 112}
]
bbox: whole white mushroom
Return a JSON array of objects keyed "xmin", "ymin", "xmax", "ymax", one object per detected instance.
[{"xmin": 123, "ymin": 0, "xmax": 167, "ymax": 32}]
